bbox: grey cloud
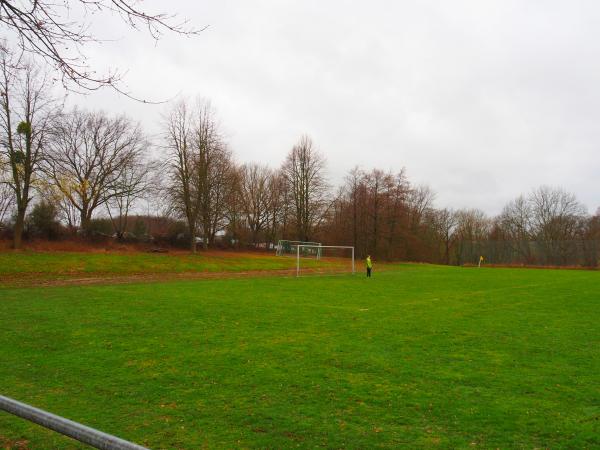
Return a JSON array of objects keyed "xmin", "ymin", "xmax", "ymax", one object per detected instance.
[{"xmin": 71, "ymin": 0, "xmax": 599, "ymax": 215}]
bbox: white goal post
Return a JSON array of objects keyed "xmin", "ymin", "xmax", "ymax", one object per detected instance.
[{"xmin": 296, "ymin": 244, "xmax": 355, "ymax": 277}]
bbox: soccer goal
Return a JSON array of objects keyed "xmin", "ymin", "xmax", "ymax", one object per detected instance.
[
  {"xmin": 276, "ymin": 240, "xmax": 322, "ymax": 258},
  {"xmin": 295, "ymin": 244, "xmax": 355, "ymax": 277}
]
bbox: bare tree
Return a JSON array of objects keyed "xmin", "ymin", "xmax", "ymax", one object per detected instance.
[
  {"xmin": 364, "ymin": 169, "xmax": 387, "ymax": 255},
  {"xmin": 163, "ymin": 99, "xmax": 233, "ymax": 251},
  {"xmin": 585, "ymin": 210, "xmax": 600, "ymax": 240},
  {"xmin": 44, "ymin": 108, "xmax": 145, "ymax": 234},
  {"xmin": 497, "ymin": 194, "xmax": 533, "ymax": 261},
  {"xmin": 499, "ymin": 195, "xmax": 532, "ymax": 240},
  {"xmin": 361, "ymin": 169, "xmax": 410, "ymax": 259},
  {"xmin": 501, "ymin": 187, "xmax": 586, "ymax": 244},
  {"xmin": 265, "ymin": 169, "xmax": 289, "ymax": 245},
  {"xmin": 453, "ymin": 208, "xmax": 491, "ymax": 264},
  {"xmin": 0, "ymin": 0, "xmax": 203, "ymax": 94},
  {"xmin": 455, "ymin": 209, "xmax": 491, "ymax": 241},
  {"xmin": 344, "ymin": 167, "xmax": 364, "ymax": 251},
  {"xmin": 528, "ymin": 186, "xmax": 587, "ymax": 264},
  {"xmin": 383, "ymin": 170, "xmax": 410, "ymax": 259},
  {"xmin": 224, "ymin": 166, "xmax": 244, "ymax": 247},
  {"xmin": 406, "ymin": 184, "xmax": 435, "ymax": 230},
  {"xmin": 497, "ymin": 187, "xmax": 588, "ymax": 264},
  {"xmin": 198, "ymin": 145, "xmax": 236, "ymax": 248},
  {"xmin": 0, "ymin": 50, "xmax": 58, "ymax": 247},
  {"xmin": 239, "ymin": 163, "xmax": 273, "ymax": 245},
  {"xmin": 430, "ymin": 208, "xmax": 458, "ymax": 265},
  {"xmin": 529, "ymin": 186, "xmax": 586, "ymax": 241},
  {"xmin": 324, "ymin": 167, "xmax": 416, "ymax": 260},
  {"xmin": 104, "ymin": 157, "xmax": 159, "ymax": 239},
  {"xmin": 192, "ymin": 102, "xmax": 235, "ymax": 249},
  {"xmin": 163, "ymin": 100, "xmax": 198, "ymax": 251},
  {"xmin": 282, "ymin": 135, "xmax": 329, "ymax": 241}
]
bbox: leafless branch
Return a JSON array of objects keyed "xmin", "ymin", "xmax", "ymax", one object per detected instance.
[{"xmin": 0, "ymin": 0, "xmax": 205, "ymax": 100}]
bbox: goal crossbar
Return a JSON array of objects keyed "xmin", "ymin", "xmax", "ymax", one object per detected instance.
[{"xmin": 295, "ymin": 244, "xmax": 355, "ymax": 276}]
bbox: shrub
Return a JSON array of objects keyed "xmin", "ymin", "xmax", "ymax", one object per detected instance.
[
  {"xmin": 132, "ymin": 217, "xmax": 148, "ymax": 239},
  {"xmin": 86, "ymin": 218, "xmax": 113, "ymax": 239},
  {"xmin": 28, "ymin": 201, "xmax": 61, "ymax": 240}
]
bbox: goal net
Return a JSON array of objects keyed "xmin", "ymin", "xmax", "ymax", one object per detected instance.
[
  {"xmin": 276, "ymin": 240, "xmax": 322, "ymax": 258},
  {"xmin": 295, "ymin": 245, "xmax": 355, "ymax": 276}
]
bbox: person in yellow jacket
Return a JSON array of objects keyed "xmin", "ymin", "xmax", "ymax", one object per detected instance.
[{"xmin": 366, "ymin": 255, "xmax": 373, "ymax": 278}]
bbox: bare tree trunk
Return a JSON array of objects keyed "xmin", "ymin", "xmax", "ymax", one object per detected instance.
[
  {"xmin": 13, "ymin": 209, "xmax": 25, "ymax": 249},
  {"xmin": 80, "ymin": 211, "xmax": 91, "ymax": 236}
]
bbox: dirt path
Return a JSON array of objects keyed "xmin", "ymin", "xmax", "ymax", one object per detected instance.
[{"xmin": 1, "ymin": 268, "xmax": 355, "ymax": 288}]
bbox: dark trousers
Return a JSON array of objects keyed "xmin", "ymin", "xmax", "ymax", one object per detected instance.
[{"xmin": 367, "ymin": 267, "xmax": 372, "ymax": 277}]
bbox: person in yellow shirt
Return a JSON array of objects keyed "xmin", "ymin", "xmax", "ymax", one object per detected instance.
[{"xmin": 366, "ymin": 255, "xmax": 373, "ymax": 277}]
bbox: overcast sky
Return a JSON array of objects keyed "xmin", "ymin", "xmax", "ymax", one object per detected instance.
[{"xmin": 69, "ymin": 0, "xmax": 599, "ymax": 215}]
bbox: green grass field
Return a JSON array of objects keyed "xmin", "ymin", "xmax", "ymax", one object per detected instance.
[
  {"xmin": 0, "ymin": 262, "xmax": 598, "ymax": 448},
  {"xmin": 0, "ymin": 250, "xmax": 305, "ymax": 277}
]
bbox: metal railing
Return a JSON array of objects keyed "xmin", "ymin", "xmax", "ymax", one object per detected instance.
[{"xmin": 0, "ymin": 395, "xmax": 150, "ymax": 450}]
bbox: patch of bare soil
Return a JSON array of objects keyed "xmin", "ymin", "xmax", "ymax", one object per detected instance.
[{"xmin": 0, "ymin": 436, "xmax": 30, "ymax": 450}]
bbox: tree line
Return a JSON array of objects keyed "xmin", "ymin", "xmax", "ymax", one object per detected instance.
[
  {"xmin": 1, "ymin": 54, "xmax": 599, "ymax": 265},
  {"xmin": 322, "ymin": 177, "xmax": 599, "ymax": 266}
]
